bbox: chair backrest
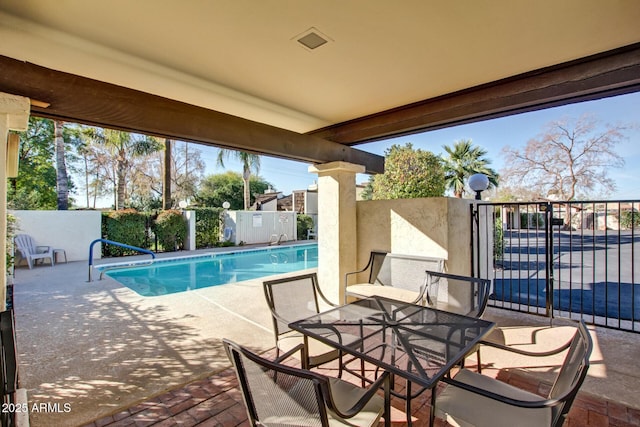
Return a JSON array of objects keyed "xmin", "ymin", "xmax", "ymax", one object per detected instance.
[
  {"xmin": 263, "ymin": 273, "xmax": 322, "ymax": 336},
  {"xmin": 424, "ymin": 270, "xmax": 491, "ymax": 317},
  {"xmin": 13, "ymin": 235, "xmax": 35, "ymax": 255},
  {"xmin": 223, "ymin": 338, "xmax": 331, "ymax": 427},
  {"xmin": 365, "ymin": 251, "xmax": 388, "ymax": 284},
  {"xmin": 375, "ymin": 254, "xmax": 444, "ymax": 293},
  {"xmin": 547, "ymin": 320, "xmax": 593, "ymax": 426}
]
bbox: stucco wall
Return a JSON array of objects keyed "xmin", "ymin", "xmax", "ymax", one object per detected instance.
[
  {"xmin": 11, "ymin": 210, "xmax": 102, "ymax": 262},
  {"xmin": 356, "ymin": 197, "xmax": 471, "ymax": 271},
  {"xmin": 355, "ymin": 197, "xmax": 474, "ymax": 311}
]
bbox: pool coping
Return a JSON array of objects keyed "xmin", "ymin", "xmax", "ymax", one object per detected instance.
[{"xmin": 95, "ymin": 241, "xmax": 318, "ymax": 270}]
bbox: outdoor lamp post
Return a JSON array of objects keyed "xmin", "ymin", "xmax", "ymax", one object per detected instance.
[{"xmin": 469, "ymin": 173, "xmax": 490, "ymax": 200}]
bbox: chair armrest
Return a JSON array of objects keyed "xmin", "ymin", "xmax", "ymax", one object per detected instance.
[
  {"xmin": 345, "ymin": 253, "xmax": 380, "ymax": 286},
  {"xmin": 345, "ymin": 268, "xmax": 370, "ymax": 287},
  {"xmin": 478, "ymin": 337, "xmax": 572, "ymax": 358},
  {"xmin": 327, "ymin": 371, "xmax": 390, "ymax": 419},
  {"xmin": 315, "ymin": 284, "xmax": 341, "ymax": 307},
  {"xmin": 36, "ymin": 245, "xmax": 52, "ymax": 253},
  {"xmin": 441, "ymin": 375, "xmax": 563, "ymax": 409},
  {"xmin": 269, "ymin": 309, "xmax": 295, "ymax": 331},
  {"xmin": 274, "ymin": 343, "xmax": 306, "ymax": 364}
]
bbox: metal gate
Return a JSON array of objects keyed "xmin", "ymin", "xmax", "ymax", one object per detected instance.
[{"xmin": 472, "ymin": 200, "xmax": 640, "ymax": 332}]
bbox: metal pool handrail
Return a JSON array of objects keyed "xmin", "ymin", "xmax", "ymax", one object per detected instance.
[{"xmin": 88, "ymin": 239, "xmax": 156, "ymax": 282}]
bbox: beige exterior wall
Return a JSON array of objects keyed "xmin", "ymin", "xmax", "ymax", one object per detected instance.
[
  {"xmin": 1, "ymin": 93, "xmax": 31, "ymax": 309},
  {"xmin": 355, "ymin": 197, "xmax": 472, "ymax": 275},
  {"xmin": 355, "ymin": 197, "xmax": 474, "ymax": 311}
]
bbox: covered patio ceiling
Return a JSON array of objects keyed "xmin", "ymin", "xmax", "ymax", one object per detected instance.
[{"xmin": 1, "ymin": 1, "xmax": 640, "ymax": 174}]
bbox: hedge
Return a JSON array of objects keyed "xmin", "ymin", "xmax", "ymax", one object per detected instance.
[
  {"xmin": 102, "ymin": 209, "xmax": 149, "ymax": 256},
  {"xmin": 153, "ymin": 210, "xmax": 187, "ymax": 251},
  {"xmin": 193, "ymin": 207, "xmax": 224, "ymax": 248}
]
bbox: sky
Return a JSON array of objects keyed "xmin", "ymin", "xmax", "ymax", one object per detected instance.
[{"xmin": 183, "ymin": 91, "xmax": 640, "ymax": 202}]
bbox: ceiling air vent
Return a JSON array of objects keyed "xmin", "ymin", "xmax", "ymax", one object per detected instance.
[{"xmin": 294, "ymin": 27, "xmax": 332, "ymax": 51}]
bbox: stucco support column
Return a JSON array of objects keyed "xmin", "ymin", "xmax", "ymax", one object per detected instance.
[
  {"xmin": 0, "ymin": 93, "xmax": 31, "ymax": 311},
  {"xmin": 309, "ymin": 161, "xmax": 365, "ymax": 305}
]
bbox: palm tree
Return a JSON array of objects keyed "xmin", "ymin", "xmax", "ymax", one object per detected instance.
[
  {"xmin": 217, "ymin": 150, "xmax": 261, "ymax": 210},
  {"xmin": 441, "ymin": 140, "xmax": 499, "ymax": 198},
  {"xmin": 85, "ymin": 128, "xmax": 164, "ymax": 209}
]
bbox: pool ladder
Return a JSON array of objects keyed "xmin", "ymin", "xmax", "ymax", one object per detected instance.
[{"xmin": 88, "ymin": 239, "xmax": 156, "ymax": 282}]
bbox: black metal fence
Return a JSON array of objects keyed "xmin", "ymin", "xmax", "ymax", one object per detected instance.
[{"xmin": 473, "ymin": 200, "xmax": 640, "ymax": 332}]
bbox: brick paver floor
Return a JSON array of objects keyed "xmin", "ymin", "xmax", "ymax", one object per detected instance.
[{"xmin": 83, "ymin": 349, "xmax": 640, "ymax": 427}]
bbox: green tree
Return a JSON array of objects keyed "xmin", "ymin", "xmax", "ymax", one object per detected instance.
[
  {"xmin": 360, "ymin": 178, "xmax": 374, "ymax": 200},
  {"xmin": 196, "ymin": 171, "xmax": 272, "ymax": 209},
  {"xmin": 216, "ymin": 150, "xmax": 261, "ymax": 210},
  {"xmin": 371, "ymin": 143, "xmax": 445, "ymax": 199},
  {"xmin": 8, "ymin": 117, "xmax": 57, "ymax": 209},
  {"xmin": 441, "ymin": 139, "xmax": 499, "ymax": 198}
]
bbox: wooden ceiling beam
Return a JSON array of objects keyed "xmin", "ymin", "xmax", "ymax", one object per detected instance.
[
  {"xmin": 0, "ymin": 56, "xmax": 384, "ymax": 174},
  {"xmin": 309, "ymin": 43, "xmax": 640, "ymax": 145}
]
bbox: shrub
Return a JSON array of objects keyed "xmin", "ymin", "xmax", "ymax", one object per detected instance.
[
  {"xmin": 153, "ymin": 210, "xmax": 187, "ymax": 251},
  {"xmin": 6, "ymin": 214, "xmax": 17, "ymax": 272},
  {"xmin": 493, "ymin": 218, "xmax": 504, "ymax": 263},
  {"xmin": 520, "ymin": 212, "xmax": 545, "ymax": 229},
  {"xmin": 102, "ymin": 209, "xmax": 147, "ymax": 256},
  {"xmin": 620, "ymin": 210, "xmax": 640, "ymax": 230},
  {"xmin": 193, "ymin": 207, "xmax": 224, "ymax": 248},
  {"xmin": 297, "ymin": 214, "xmax": 315, "ymax": 240}
]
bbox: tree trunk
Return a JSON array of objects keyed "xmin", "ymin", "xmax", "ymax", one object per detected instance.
[
  {"xmin": 163, "ymin": 139, "xmax": 172, "ymax": 209},
  {"xmin": 116, "ymin": 150, "xmax": 127, "ymax": 209},
  {"xmin": 83, "ymin": 155, "xmax": 90, "ymax": 208},
  {"xmin": 55, "ymin": 120, "xmax": 69, "ymax": 210},
  {"xmin": 243, "ymin": 166, "xmax": 251, "ymax": 210}
]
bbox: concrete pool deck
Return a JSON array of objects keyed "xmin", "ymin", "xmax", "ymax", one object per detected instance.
[
  {"xmin": 13, "ymin": 247, "xmax": 309, "ymax": 427},
  {"xmin": 10, "ymin": 246, "xmax": 640, "ymax": 426}
]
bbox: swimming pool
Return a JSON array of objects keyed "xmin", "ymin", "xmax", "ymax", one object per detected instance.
[{"xmin": 99, "ymin": 243, "xmax": 318, "ymax": 296}]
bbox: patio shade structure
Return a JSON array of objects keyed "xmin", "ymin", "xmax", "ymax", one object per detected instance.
[
  {"xmin": 1, "ymin": 1, "xmax": 640, "ymax": 305},
  {"xmin": 0, "ymin": 1, "xmax": 639, "ymax": 158}
]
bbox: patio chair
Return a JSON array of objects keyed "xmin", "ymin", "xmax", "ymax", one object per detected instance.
[
  {"xmin": 263, "ymin": 273, "xmax": 349, "ymax": 375},
  {"xmin": 344, "ymin": 251, "xmax": 445, "ymax": 304},
  {"xmin": 435, "ymin": 320, "xmax": 592, "ymax": 427},
  {"xmin": 395, "ymin": 272, "xmax": 491, "ymax": 422},
  {"xmin": 424, "ymin": 270, "xmax": 491, "ymax": 317},
  {"xmin": 223, "ymin": 338, "xmax": 391, "ymax": 427},
  {"xmin": 422, "ymin": 270, "xmax": 492, "ymax": 373},
  {"xmin": 14, "ymin": 234, "xmax": 55, "ymax": 269}
]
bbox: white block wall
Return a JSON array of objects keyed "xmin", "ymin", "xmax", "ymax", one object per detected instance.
[{"xmin": 11, "ymin": 210, "xmax": 102, "ymax": 262}]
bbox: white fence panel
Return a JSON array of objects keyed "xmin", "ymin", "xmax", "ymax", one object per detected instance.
[{"xmin": 224, "ymin": 211, "xmax": 296, "ymax": 244}]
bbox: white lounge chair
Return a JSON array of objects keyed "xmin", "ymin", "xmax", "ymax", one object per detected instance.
[{"xmin": 14, "ymin": 234, "xmax": 55, "ymax": 269}]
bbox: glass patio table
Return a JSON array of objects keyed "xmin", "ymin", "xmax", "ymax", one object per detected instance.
[{"xmin": 289, "ymin": 295, "xmax": 496, "ymax": 426}]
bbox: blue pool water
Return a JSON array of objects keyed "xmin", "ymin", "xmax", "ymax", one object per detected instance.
[{"xmin": 100, "ymin": 243, "xmax": 318, "ymax": 296}]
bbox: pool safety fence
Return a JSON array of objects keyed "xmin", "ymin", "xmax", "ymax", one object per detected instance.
[{"xmin": 472, "ymin": 200, "xmax": 640, "ymax": 333}]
